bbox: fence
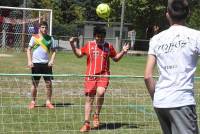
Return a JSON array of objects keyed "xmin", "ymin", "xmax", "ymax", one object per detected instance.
[
  {"xmin": 0, "ymin": 6, "xmax": 52, "ymax": 51},
  {"xmin": 54, "ymin": 35, "xmax": 149, "ymax": 52}
]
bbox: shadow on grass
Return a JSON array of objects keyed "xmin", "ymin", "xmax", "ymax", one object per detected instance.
[
  {"xmin": 54, "ymin": 103, "xmax": 73, "ymax": 107},
  {"xmin": 36, "ymin": 103, "xmax": 73, "ymax": 108},
  {"xmin": 92, "ymin": 122, "xmax": 139, "ymax": 130}
]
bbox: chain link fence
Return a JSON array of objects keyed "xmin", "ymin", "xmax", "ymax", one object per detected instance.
[{"xmin": 0, "ymin": 6, "xmax": 52, "ymax": 51}]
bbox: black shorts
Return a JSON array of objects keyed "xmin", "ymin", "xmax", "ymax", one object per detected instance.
[{"xmin": 31, "ymin": 63, "xmax": 53, "ymax": 81}]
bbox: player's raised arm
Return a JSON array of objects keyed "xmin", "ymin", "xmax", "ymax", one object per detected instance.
[
  {"xmin": 69, "ymin": 37, "xmax": 83, "ymax": 58},
  {"xmin": 112, "ymin": 42, "xmax": 130, "ymax": 62}
]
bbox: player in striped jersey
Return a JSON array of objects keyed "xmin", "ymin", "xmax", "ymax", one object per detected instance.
[
  {"xmin": 27, "ymin": 21, "xmax": 57, "ymax": 109},
  {"xmin": 69, "ymin": 26, "xmax": 130, "ymax": 132}
]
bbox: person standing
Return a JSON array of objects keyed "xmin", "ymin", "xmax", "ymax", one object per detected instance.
[
  {"xmin": 27, "ymin": 21, "xmax": 57, "ymax": 109},
  {"xmin": 69, "ymin": 26, "xmax": 129, "ymax": 132},
  {"xmin": 144, "ymin": 0, "xmax": 199, "ymax": 134}
]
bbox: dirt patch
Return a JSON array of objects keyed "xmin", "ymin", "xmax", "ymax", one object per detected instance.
[{"xmin": 0, "ymin": 54, "xmax": 13, "ymax": 57}]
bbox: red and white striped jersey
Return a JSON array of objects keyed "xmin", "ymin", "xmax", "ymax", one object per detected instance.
[{"xmin": 81, "ymin": 40, "xmax": 117, "ymax": 76}]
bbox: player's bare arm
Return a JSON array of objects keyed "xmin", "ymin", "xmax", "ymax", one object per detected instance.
[
  {"xmin": 27, "ymin": 47, "xmax": 33, "ymax": 68},
  {"xmin": 69, "ymin": 37, "xmax": 83, "ymax": 58},
  {"xmin": 144, "ymin": 55, "xmax": 156, "ymax": 100},
  {"xmin": 48, "ymin": 49, "xmax": 56, "ymax": 67},
  {"xmin": 112, "ymin": 43, "xmax": 130, "ymax": 62}
]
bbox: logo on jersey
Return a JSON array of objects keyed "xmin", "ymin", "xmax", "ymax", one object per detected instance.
[
  {"xmin": 104, "ymin": 47, "xmax": 109, "ymax": 52},
  {"xmin": 157, "ymin": 40, "xmax": 189, "ymax": 53},
  {"xmin": 93, "ymin": 51, "xmax": 99, "ymax": 56}
]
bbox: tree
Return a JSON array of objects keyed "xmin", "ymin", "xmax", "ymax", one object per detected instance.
[
  {"xmin": 2, "ymin": 0, "xmax": 200, "ymax": 38},
  {"xmin": 0, "ymin": 0, "xmax": 24, "ymax": 7},
  {"xmin": 187, "ymin": 1, "xmax": 200, "ymax": 30},
  {"xmin": 105, "ymin": 0, "xmax": 166, "ymax": 38}
]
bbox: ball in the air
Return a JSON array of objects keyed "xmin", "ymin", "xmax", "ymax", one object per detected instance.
[{"xmin": 96, "ymin": 3, "xmax": 110, "ymax": 19}]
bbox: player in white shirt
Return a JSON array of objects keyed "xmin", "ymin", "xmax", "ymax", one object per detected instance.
[
  {"xmin": 27, "ymin": 21, "xmax": 57, "ymax": 109},
  {"xmin": 144, "ymin": 0, "xmax": 199, "ymax": 134}
]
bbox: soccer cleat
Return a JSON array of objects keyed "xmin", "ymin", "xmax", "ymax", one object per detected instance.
[
  {"xmin": 28, "ymin": 101, "xmax": 36, "ymax": 109},
  {"xmin": 46, "ymin": 102, "xmax": 54, "ymax": 109},
  {"xmin": 93, "ymin": 114, "xmax": 100, "ymax": 128},
  {"xmin": 80, "ymin": 122, "xmax": 90, "ymax": 132}
]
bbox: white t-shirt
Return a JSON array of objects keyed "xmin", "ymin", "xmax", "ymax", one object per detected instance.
[
  {"xmin": 28, "ymin": 34, "xmax": 56, "ymax": 63},
  {"xmin": 148, "ymin": 25, "xmax": 200, "ymax": 108}
]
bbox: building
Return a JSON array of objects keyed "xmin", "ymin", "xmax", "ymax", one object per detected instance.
[{"xmin": 80, "ymin": 21, "xmax": 133, "ymax": 51}]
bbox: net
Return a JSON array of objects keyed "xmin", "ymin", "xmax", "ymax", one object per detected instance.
[
  {"xmin": 0, "ymin": 6, "xmax": 52, "ymax": 51},
  {"xmin": 1, "ymin": 73, "xmax": 200, "ymax": 134},
  {"xmin": 0, "ymin": 74, "xmax": 163, "ymax": 134}
]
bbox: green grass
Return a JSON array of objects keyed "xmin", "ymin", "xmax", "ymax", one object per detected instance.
[
  {"xmin": 0, "ymin": 51, "xmax": 200, "ymax": 134},
  {"xmin": 0, "ymin": 51, "xmax": 148, "ymax": 75}
]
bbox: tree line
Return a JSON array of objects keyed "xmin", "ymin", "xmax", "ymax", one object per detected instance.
[{"xmin": 0, "ymin": 0, "xmax": 200, "ymax": 39}]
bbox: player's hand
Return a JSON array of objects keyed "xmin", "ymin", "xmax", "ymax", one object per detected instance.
[
  {"xmin": 48, "ymin": 60, "xmax": 54, "ymax": 67},
  {"xmin": 122, "ymin": 43, "xmax": 130, "ymax": 53},
  {"xmin": 69, "ymin": 37, "xmax": 78, "ymax": 44},
  {"xmin": 28, "ymin": 61, "xmax": 34, "ymax": 68}
]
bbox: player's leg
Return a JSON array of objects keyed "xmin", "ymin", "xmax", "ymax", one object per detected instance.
[
  {"xmin": 28, "ymin": 80, "xmax": 40, "ymax": 109},
  {"xmin": 31, "ymin": 80, "xmax": 40, "ymax": 101},
  {"xmin": 93, "ymin": 86, "xmax": 106, "ymax": 128},
  {"xmin": 95, "ymin": 87, "xmax": 106, "ymax": 114},
  {"xmin": 154, "ymin": 108, "xmax": 171, "ymax": 134},
  {"xmin": 80, "ymin": 78, "xmax": 96, "ymax": 132},
  {"xmin": 169, "ymin": 105, "xmax": 198, "ymax": 134},
  {"xmin": 45, "ymin": 80, "xmax": 52, "ymax": 102},
  {"xmin": 80, "ymin": 94, "xmax": 95, "ymax": 132},
  {"xmin": 44, "ymin": 80, "xmax": 54, "ymax": 109},
  {"xmin": 43, "ymin": 65, "xmax": 54, "ymax": 109},
  {"xmin": 28, "ymin": 63, "xmax": 41, "ymax": 109},
  {"xmin": 93, "ymin": 76, "xmax": 109, "ymax": 128},
  {"xmin": 84, "ymin": 94, "xmax": 95, "ymax": 121}
]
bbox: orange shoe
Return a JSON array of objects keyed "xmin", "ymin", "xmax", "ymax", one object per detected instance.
[
  {"xmin": 93, "ymin": 114, "xmax": 100, "ymax": 128},
  {"xmin": 46, "ymin": 102, "xmax": 54, "ymax": 109},
  {"xmin": 28, "ymin": 101, "xmax": 35, "ymax": 109},
  {"xmin": 80, "ymin": 122, "xmax": 90, "ymax": 132}
]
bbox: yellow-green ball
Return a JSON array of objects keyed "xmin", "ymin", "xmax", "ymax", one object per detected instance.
[{"xmin": 96, "ymin": 3, "xmax": 110, "ymax": 19}]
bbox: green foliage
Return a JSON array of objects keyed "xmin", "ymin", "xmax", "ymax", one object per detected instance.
[
  {"xmin": 2, "ymin": 0, "xmax": 200, "ymax": 39},
  {"xmin": 0, "ymin": 0, "xmax": 24, "ymax": 7},
  {"xmin": 105, "ymin": 0, "xmax": 167, "ymax": 38},
  {"xmin": 52, "ymin": 22, "xmax": 79, "ymax": 36},
  {"xmin": 73, "ymin": 5, "xmax": 86, "ymax": 22},
  {"xmin": 30, "ymin": 0, "xmax": 200, "ymax": 38},
  {"xmin": 188, "ymin": 3, "xmax": 200, "ymax": 30}
]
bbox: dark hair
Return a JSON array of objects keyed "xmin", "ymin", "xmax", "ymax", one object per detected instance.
[
  {"xmin": 39, "ymin": 21, "xmax": 48, "ymax": 27},
  {"xmin": 167, "ymin": 0, "xmax": 189, "ymax": 21},
  {"xmin": 93, "ymin": 26, "xmax": 106, "ymax": 37}
]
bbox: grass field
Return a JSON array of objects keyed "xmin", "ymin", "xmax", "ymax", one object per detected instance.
[{"xmin": 0, "ymin": 51, "xmax": 200, "ymax": 134}]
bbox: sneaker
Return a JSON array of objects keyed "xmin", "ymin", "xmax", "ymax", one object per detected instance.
[
  {"xmin": 93, "ymin": 114, "xmax": 100, "ymax": 128},
  {"xmin": 80, "ymin": 122, "xmax": 90, "ymax": 132},
  {"xmin": 28, "ymin": 101, "xmax": 35, "ymax": 109},
  {"xmin": 46, "ymin": 102, "xmax": 54, "ymax": 109}
]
